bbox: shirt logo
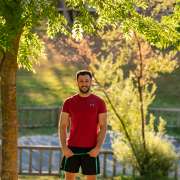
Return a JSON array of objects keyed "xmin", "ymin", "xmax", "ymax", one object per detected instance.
[{"xmin": 90, "ymin": 103, "xmax": 95, "ymax": 107}]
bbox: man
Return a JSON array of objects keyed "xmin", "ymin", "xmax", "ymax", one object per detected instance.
[{"xmin": 59, "ymin": 70, "xmax": 107, "ymax": 180}]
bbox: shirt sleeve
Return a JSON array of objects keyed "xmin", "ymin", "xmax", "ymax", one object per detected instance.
[
  {"xmin": 98, "ymin": 99, "xmax": 107, "ymax": 113},
  {"xmin": 62, "ymin": 99, "xmax": 70, "ymax": 113}
]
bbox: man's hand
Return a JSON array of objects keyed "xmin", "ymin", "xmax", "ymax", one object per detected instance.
[
  {"xmin": 88, "ymin": 146, "xmax": 100, "ymax": 157},
  {"xmin": 62, "ymin": 146, "xmax": 74, "ymax": 158}
]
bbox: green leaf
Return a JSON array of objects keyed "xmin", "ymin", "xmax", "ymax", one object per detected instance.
[{"xmin": 17, "ymin": 29, "xmax": 44, "ymax": 72}]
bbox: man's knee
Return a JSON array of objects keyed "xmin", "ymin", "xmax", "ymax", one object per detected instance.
[
  {"xmin": 86, "ymin": 175, "xmax": 96, "ymax": 180},
  {"xmin": 65, "ymin": 172, "xmax": 76, "ymax": 180}
]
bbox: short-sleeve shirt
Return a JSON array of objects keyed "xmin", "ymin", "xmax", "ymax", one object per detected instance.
[{"xmin": 62, "ymin": 93, "xmax": 107, "ymax": 148}]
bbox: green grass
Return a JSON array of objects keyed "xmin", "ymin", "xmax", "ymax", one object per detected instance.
[
  {"xmin": 17, "ymin": 60, "xmax": 79, "ymax": 106},
  {"xmin": 19, "ymin": 176, "xmax": 59, "ymax": 180},
  {"xmin": 17, "ymin": 67, "xmax": 180, "ymax": 107},
  {"xmin": 18, "ymin": 175, "xmax": 115, "ymax": 180},
  {"xmin": 17, "ymin": 54, "xmax": 180, "ymax": 108},
  {"xmin": 18, "ymin": 175, "xmax": 174, "ymax": 180}
]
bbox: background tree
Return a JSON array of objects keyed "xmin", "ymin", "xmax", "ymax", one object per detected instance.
[
  {"xmin": 0, "ymin": 1, "xmax": 67, "ymax": 179},
  {"xmin": 90, "ymin": 34, "xmax": 178, "ymax": 177},
  {"xmin": 61, "ymin": 3, "xmax": 179, "ymax": 173},
  {"xmin": 66, "ymin": 32, "xmax": 178, "ymax": 177}
]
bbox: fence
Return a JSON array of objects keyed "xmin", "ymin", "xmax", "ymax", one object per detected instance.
[
  {"xmin": 18, "ymin": 106, "xmax": 60, "ymax": 128},
  {"xmin": 1, "ymin": 106, "xmax": 180, "ymax": 178},
  {"xmin": 150, "ymin": 107, "xmax": 180, "ymax": 128},
  {"xmin": 17, "ymin": 106, "xmax": 180, "ymax": 128},
  {"xmin": 18, "ymin": 146, "xmax": 118, "ymax": 178},
  {"xmin": 18, "ymin": 145, "xmax": 179, "ymax": 179}
]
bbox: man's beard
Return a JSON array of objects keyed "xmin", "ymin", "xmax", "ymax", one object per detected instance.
[{"xmin": 79, "ymin": 86, "xmax": 90, "ymax": 94}]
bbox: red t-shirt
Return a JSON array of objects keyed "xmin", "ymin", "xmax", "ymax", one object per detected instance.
[{"xmin": 62, "ymin": 93, "xmax": 107, "ymax": 148}]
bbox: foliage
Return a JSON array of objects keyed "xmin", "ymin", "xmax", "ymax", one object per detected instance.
[
  {"xmin": 113, "ymin": 126, "xmax": 177, "ymax": 177},
  {"xmin": 17, "ymin": 29, "xmax": 44, "ymax": 72},
  {"xmin": 90, "ymin": 33, "xmax": 178, "ymax": 177},
  {"xmin": 0, "ymin": 0, "xmax": 179, "ymax": 70},
  {"xmin": 0, "ymin": 0, "xmax": 68, "ymax": 71},
  {"xmin": 66, "ymin": 0, "xmax": 180, "ymax": 50}
]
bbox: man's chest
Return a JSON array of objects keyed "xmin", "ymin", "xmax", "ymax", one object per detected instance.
[{"xmin": 69, "ymin": 99, "xmax": 98, "ymax": 116}]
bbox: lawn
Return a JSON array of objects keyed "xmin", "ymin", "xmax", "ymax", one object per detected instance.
[
  {"xmin": 18, "ymin": 175, "xmax": 117, "ymax": 180},
  {"xmin": 19, "ymin": 176, "xmax": 59, "ymax": 180},
  {"xmin": 16, "ymin": 52, "xmax": 180, "ymax": 108},
  {"xmin": 17, "ymin": 65, "xmax": 180, "ymax": 108},
  {"xmin": 18, "ymin": 175, "xmax": 174, "ymax": 180},
  {"xmin": 17, "ymin": 60, "xmax": 78, "ymax": 107}
]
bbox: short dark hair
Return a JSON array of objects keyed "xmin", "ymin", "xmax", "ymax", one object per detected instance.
[{"xmin": 76, "ymin": 70, "xmax": 92, "ymax": 80}]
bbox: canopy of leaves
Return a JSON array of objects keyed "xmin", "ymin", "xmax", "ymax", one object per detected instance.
[
  {"xmin": 66, "ymin": 0, "xmax": 179, "ymax": 50},
  {"xmin": 0, "ymin": 0, "xmax": 68, "ymax": 70},
  {"xmin": 0, "ymin": 0, "xmax": 179, "ymax": 70}
]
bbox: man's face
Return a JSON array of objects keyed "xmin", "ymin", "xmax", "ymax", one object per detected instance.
[{"xmin": 77, "ymin": 75, "xmax": 92, "ymax": 94}]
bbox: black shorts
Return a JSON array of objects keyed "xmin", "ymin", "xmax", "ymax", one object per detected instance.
[{"xmin": 60, "ymin": 146, "xmax": 100, "ymax": 175}]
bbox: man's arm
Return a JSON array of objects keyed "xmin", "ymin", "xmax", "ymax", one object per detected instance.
[
  {"xmin": 88, "ymin": 112, "xmax": 107, "ymax": 157},
  {"xmin": 58, "ymin": 111, "xmax": 74, "ymax": 157}
]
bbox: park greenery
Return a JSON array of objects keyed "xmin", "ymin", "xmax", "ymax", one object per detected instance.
[
  {"xmin": 90, "ymin": 33, "xmax": 178, "ymax": 178},
  {"xmin": 0, "ymin": 0, "xmax": 179, "ymax": 179},
  {"xmin": 65, "ymin": 24, "xmax": 178, "ymax": 177},
  {"xmin": 86, "ymin": 2, "xmax": 179, "ymax": 176}
]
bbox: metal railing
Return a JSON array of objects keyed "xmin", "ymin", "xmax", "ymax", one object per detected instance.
[
  {"xmin": 18, "ymin": 145, "xmax": 178, "ymax": 178},
  {"xmin": 18, "ymin": 146, "xmax": 117, "ymax": 177},
  {"xmin": 150, "ymin": 107, "xmax": 180, "ymax": 128}
]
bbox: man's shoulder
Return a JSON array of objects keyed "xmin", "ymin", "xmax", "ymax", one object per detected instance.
[
  {"xmin": 91, "ymin": 94, "xmax": 105, "ymax": 102},
  {"xmin": 64, "ymin": 94, "xmax": 78, "ymax": 103}
]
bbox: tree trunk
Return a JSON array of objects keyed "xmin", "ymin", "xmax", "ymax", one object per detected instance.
[
  {"xmin": 0, "ymin": 36, "xmax": 20, "ymax": 179},
  {"xmin": 1, "ymin": 52, "xmax": 18, "ymax": 180}
]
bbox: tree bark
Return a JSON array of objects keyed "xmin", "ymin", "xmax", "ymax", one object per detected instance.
[
  {"xmin": 0, "ymin": 35, "xmax": 20, "ymax": 180},
  {"xmin": 1, "ymin": 53, "xmax": 18, "ymax": 180}
]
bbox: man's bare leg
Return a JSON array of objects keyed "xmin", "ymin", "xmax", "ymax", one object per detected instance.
[
  {"xmin": 86, "ymin": 175, "xmax": 96, "ymax": 180},
  {"xmin": 65, "ymin": 172, "xmax": 76, "ymax": 180}
]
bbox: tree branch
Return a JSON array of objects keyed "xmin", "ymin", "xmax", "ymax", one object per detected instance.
[
  {"xmin": 134, "ymin": 32, "xmax": 146, "ymax": 151},
  {"xmin": 92, "ymin": 74, "xmax": 142, "ymax": 171},
  {"xmin": 68, "ymin": 38, "xmax": 142, "ymax": 170}
]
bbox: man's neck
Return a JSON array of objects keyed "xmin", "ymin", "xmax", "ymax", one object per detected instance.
[{"xmin": 78, "ymin": 92, "xmax": 91, "ymax": 97}]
